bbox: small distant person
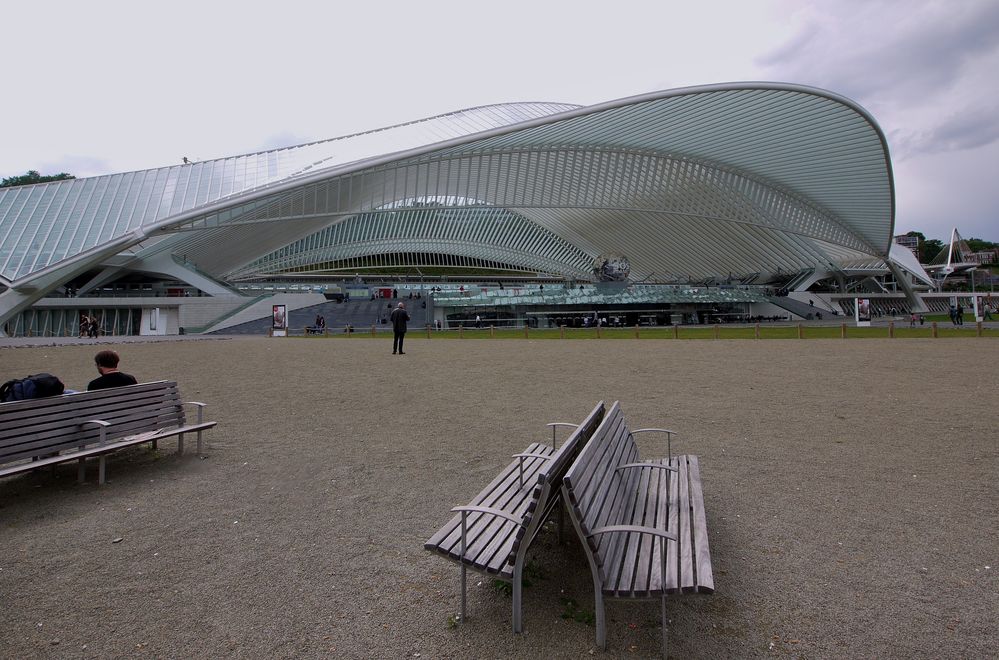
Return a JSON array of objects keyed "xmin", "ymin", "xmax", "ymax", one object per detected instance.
[
  {"xmin": 88, "ymin": 315, "xmax": 99, "ymax": 338},
  {"xmin": 78, "ymin": 313, "xmax": 89, "ymax": 338},
  {"xmin": 87, "ymin": 350, "xmax": 138, "ymax": 391},
  {"xmin": 475, "ymin": 314, "xmax": 481, "ymax": 328},
  {"xmin": 390, "ymin": 302, "xmax": 410, "ymax": 354}
]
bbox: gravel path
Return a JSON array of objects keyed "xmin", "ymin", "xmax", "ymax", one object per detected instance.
[{"xmin": 1, "ymin": 336, "xmax": 996, "ymax": 658}]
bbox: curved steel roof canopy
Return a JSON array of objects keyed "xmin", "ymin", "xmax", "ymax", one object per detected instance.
[{"xmin": 0, "ymin": 82, "xmax": 895, "ymax": 320}]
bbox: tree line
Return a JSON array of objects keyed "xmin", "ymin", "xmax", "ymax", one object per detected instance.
[{"xmin": 0, "ymin": 170, "xmax": 75, "ymax": 188}]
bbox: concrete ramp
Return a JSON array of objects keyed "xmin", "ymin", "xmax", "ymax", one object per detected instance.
[{"xmin": 204, "ymin": 294, "xmax": 326, "ymax": 334}]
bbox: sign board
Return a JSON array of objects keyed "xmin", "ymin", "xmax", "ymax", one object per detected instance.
[
  {"xmin": 855, "ymin": 298, "xmax": 871, "ymax": 327},
  {"xmin": 272, "ymin": 304, "xmax": 287, "ymax": 337}
]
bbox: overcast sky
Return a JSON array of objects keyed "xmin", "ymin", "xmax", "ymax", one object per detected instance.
[{"xmin": 2, "ymin": 0, "xmax": 996, "ymax": 242}]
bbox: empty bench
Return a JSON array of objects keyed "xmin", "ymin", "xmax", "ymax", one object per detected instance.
[
  {"xmin": 425, "ymin": 401, "xmax": 605, "ymax": 633},
  {"xmin": 0, "ymin": 380, "xmax": 216, "ymax": 486},
  {"xmin": 561, "ymin": 401, "xmax": 713, "ymax": 656}
]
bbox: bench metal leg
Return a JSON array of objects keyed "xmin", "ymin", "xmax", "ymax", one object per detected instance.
[
  {"xmin": 151, "ymin": 439, "xmax": 158, "ymax": 450},
  {"xmin": 512, "ymin": 564, "xmax": 523, "ymax": 633},
  {"xmin": 177, "ymin": 433, "xmax": 184, "ymax": 455},
  {"xmin": 197, "ymin": 429, "xmax": 203, "ymax": 456},
  {"xmin": 78, "ymin": 457, "xmax": 86, "ymax": 484},
  {"xmin": 459, "ymin": 510, "xmax": 468, "ymax": 624},
  {"xmin": 594, "ymin": 589, "xmax": 607, "ymax": 650},
  {"xmin": 460, "ymin": 564, "xmax": 467, "ymax": 623},
  {"xmin": 98, "ymin": 456, "xmax": 107, "ymax": 485}
]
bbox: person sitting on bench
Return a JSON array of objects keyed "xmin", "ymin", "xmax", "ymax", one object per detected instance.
[{"xmin": 87, "ymin": 350, "xmax": 139, "ymax": 391}]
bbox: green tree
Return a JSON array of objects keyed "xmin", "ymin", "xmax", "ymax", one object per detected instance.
[
  {"xmin": 966, "ymin": 237, "xmax": 998, "ymax": 252},
  {"xmin": 921, "ymin": 239, "xmax": 944, "ymax": 263},
  {"xmin": 904, "ymin": 231, "xmax": 944, "ymax": 263},
  {"xmin": 0, "ymin": 170, "xmax": 75, "ymax": 188}
]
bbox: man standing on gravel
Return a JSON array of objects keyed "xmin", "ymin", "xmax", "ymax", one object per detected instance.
[{"xmin": 390, "ymin": 302, "xmax": 410, "ymax": 354}]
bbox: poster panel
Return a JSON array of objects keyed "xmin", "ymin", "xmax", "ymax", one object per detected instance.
[
  {"xmin": 272, "ymin": 304, "xmax": 287, "ymax": 337},
  {"xmin": 855, "ymin": 298, "xmax": 871, "ymax": 327}
]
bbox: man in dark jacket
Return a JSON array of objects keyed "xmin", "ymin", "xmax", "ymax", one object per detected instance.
[
  {"xmin": 88, "ymin": 350, "xmax": 139, "ymax": 390},
  {"xmin": 390, "ymin": 302, "xmax": 410, "ymax": 354}
]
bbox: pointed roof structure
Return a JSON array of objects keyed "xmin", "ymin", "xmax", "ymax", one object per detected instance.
[{"xmin": 1, "ymin": 82, "xmax": 903, "ymax": 328}]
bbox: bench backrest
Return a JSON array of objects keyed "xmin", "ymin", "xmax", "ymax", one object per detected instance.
[
  {"xmin": 0, "ymin": 381, "xmax": 186, "ymax": 465},
  {"xmin": 562, "ymin": 401, "xmax": 646, "ymax": 576},
  {"xmin": 506, "ymin": 400, "xmax": 605, "ymax": 565}
]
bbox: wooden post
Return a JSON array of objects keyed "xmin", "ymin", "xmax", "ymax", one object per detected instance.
[
  {"xmin": 524, "ymin": 324, "xmax": 529, "ymax": 339},
  {"xmin": 797, "ymin": 323, "xmax": 803, "ymax": 339},
  {"xmin": 459, "ymin": 326, "xmax": 464, "ymax": 338},
  {"xmin": 596, "ymin": 323, "xmax": 601, "ymax": 338},
  {"xmin": 370, "ymin": 324, "xmax": 376, "ymax": 336},
  {"xmin": 931, "ymin": 321, "xmax": 938, "ymax": 338},
  {"xmin": 713, "ymin": 326, "xmax": 720, "ymax": 340},
  {"xmin": 888, "ymin": 321, "xmax": 895, "ymax": 338},
  {"xmin": 840, "ymin": 323, "xmax": 846, "ymax": 339},
  {"xmin": 560, "ymin": 325, "xmax": 565, "ymax": 340},
  {"xmin": 977, "ymin": 321, "xmax": 983, "ymax": 337},
  {"xmin": 490, "ymin": 326, "xmax": 495, "ymax": 338},
  {"xmin": 754, "ymin": 323, "xmax": 760, "ymax": 339},
  {"xmin": 634, "ymin": 325, "xmax": 640, "ymax": 339},
  {"xmin": 673, "ymin": 324, "xmax": 679, "ymax": 339},
  {"xmin": 426, "ymin": 324, "xmax": 431, "ymax": 339}
]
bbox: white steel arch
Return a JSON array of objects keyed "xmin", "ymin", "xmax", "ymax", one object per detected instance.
[{"xmin": 0, "ymin": 83, "xmax": 898, "ymax": 330}]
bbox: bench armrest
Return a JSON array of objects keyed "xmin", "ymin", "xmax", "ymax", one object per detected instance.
[
  {"xmin": 450, "ymin": 505, "xmax": 524, "ymax": 558},
  {"xmin": 589, "ymin": 525, "xmax": 678, "ymax": 583},
  {"xmin": 81, "ymin": 419, "xmax": 110, "ymax": 445},
  {"xmin": 546, "ymin": 421, "xmax": 578, "ymax": 446},
  {"xmin": 616, "ymin": 462, "xmax": 678, "ymax": 474},
  {"xmin": 451, "ymin": 505, "xmax": 524, "ymax": 526},
  {"xmin": 589, "ymin": 524, "xmax": 677, "ymax": 543},
  {"xmin": 630, "ymin": 428, "xmax": 678, "ymax": 460},
  {"xmin": 511, "ymin": 452, "xmax": 552, "ymax": 489},
  {"xmin": 183, "ymin": 401, "xmax": 207, "ymax": 424}
]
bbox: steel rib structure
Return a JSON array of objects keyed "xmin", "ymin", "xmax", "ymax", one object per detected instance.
[{"xmin": 0, "ymin": 82, "xmax": 900, "ymax": 329}]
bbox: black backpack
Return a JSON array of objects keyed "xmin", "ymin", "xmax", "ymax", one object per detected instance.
[{"xmin": 0, "ymin": 373, "xmax": 66, "ymax": 402}]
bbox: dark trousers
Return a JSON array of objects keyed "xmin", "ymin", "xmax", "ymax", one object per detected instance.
[{"xmin": 393, "ymin": 330, "xmax": 406, "ymax": 353}]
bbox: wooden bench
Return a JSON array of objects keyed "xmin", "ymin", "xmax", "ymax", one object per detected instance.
[
  {"xmin": 425, "ymin": 401, "xmax": 605, "ymax": 633},
  {"xmin": 561, "ymin": 401, "xmax": 713, "ymax": 656},
  {"xmin": 0, "ymin": 381, "xmax": 217, "ymax": 486}
]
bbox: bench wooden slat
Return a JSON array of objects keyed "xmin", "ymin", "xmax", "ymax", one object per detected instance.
[
  {"xmin": 0, "ymin": 393, "xmax": 181, "ymax": 442},
  {"xmin": 616, "ymin": 457, "xmax": 654, "ymax": 595},
  {"xmin": 664, "ymin": 456, "xmax": 681, "ymax": 593},
  {"xmin": 0, "ymin": 421, "xmax": 217, "ymax": 479},
  {"xmin": 687, "ymin": 455, "xmax": 714, "ymax": 594},
  {"xmin": 632, "ymin": 460, "xmax": 668, "ymax": 597},
  {"xmin": 0, "ymin": 382, "xmax": 180, "ymax": 425},
  {"xmin": 1, "ymin": 401, "xmax": 187, "ymax": 464},
  {"xmin": 677, "ymin": 452, "xmax": 694, "ymax": 591}
]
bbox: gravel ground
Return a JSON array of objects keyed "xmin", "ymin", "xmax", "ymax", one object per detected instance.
[{"xmin": 0, "ymin": 335, "xmax": 996, "ymax": 659}]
